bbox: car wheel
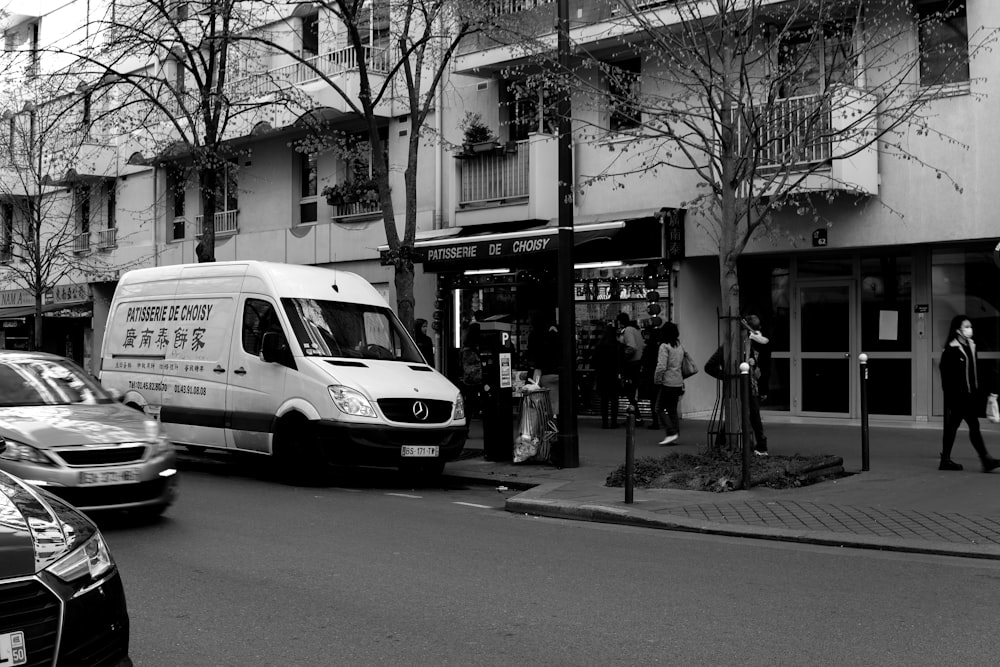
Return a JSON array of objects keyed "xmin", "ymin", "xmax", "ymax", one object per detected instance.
[{"xmin": 273, "ymin": 414, "xmax": 327, "ymax": 485}]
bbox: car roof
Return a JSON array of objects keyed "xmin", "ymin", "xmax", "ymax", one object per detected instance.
[{"xmin": 0, "ymin": 350, "xmax": 66, "ymax": 363}]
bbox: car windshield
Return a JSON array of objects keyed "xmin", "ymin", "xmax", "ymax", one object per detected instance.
[
  {"xmin": 281, "ymin": 298, "xmax": 424, "ymax": 363},
  {"xmin": 0, "ymin": 358, "xmax": 112, "ymax": 407}
]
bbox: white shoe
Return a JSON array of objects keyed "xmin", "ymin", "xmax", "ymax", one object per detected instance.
[{"xmin": 658, "ymin": 435, "xmax": 679, "ymax": 445}]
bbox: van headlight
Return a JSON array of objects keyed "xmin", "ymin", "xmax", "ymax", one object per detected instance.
[
  {"xmin": 47, "ymin": 531, "xmax": 115, "ymax": 583},
  {"xmin": 453, "ymin": 393, "xmax": 466, "ymax": 420},
  {"xmin": 328, "ymin": 386, "xmax": 377, "ymax": 418}
]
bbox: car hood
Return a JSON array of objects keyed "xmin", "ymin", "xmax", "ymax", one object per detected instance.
[
  {"xmin": 0, "ymin": 470, "xmax": 95, "ymax": 577},
  {"xmin": 0, "ymin": 403, "xmax": 153, "ymax": 448},
  {"xmin": 307, "ymin": 358, "xmax": 462, "ymax": 402}
]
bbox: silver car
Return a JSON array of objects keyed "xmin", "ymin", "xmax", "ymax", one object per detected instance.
[{"xmin": 0, "ymin": 351, "xmax": 177, "ymax": 517}]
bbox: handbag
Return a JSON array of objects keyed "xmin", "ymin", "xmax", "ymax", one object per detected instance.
[
  {"xmin": 681, "ymin": 349, "xmax": 699, "ymax": 379},
  {"xmin": 988, "ymin": 393, "xmax": 1000, "ymax": 424}
]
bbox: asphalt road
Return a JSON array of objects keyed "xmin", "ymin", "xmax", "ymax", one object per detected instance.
[{"xmin": 97, "ymin": 457, "xmax": 1000, "ymax": 666}]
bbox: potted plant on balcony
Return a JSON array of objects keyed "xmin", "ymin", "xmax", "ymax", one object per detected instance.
[
  {"xmin": 322, "ymin": 177, "xmax": 380, "ymax": 206},
  {"xmin": 458, "ymin": 112, "xmax": 500, "ymax": 156}
]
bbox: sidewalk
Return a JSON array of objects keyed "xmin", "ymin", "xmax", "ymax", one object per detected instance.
[{"xmin": 444, "ymin": 415, "xmax": 1000, "ymax": 560}]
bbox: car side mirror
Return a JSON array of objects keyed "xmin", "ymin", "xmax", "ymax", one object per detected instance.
[
  {"xmin": 108, "ymin": 387, "xmax": 123, "ymax": 402},
  {"xmin": 0, "ymin": 438, "xmax": 5, "ymax": 455},
  {"xmin": 261, "ymin": 331, "xmax": 288, "ymax": 364}
]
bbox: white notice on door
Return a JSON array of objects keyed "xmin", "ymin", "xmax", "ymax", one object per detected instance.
[{"xmin": 878, "ymin": 310, "xmax": 898, "ymax": 341}]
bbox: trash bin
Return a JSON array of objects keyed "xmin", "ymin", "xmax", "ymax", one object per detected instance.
[{"xmin": 513, "ymin": 385, "xmax": 557, "ymax": 463}]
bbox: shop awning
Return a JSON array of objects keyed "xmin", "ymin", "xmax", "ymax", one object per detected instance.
[
  {"xmin": 379, "ymin": 216, "xmax": 674, "ymax": 271},
  {"xmin": 0, "ymin": 302, "xmax": 92, "ymax": 320}
]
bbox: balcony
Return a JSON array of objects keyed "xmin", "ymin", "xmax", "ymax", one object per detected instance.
[
  {"xmin": 735, "ymin": 85, "xmax": 878, "ymax": 196},
  {"xmin": 72, "ymin": 231, "xmax": 90, "ymax": 253},
  {"xmin": 195, "ymin": 209, "xmax": 239, "ymax": 237},
  {"xmin": 224, "ymin": 45, "xmax": 391, "ymax": 102},
  {"xmin": 454, "ymin": 133, "xmax": 559, "ymax": 226},
  {"xmin": 331, "ymin": 200, "xmax": 382, "ymax": 222},
  {"xmin": 96, "ymin": 227, "xmax": 117, "ymax": 249}
]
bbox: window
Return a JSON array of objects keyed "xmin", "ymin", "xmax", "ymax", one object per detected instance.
[
  {"xmin": 105, "ymin": 181, "xmax": 116, "ymax": 230},
  {"xmin": 76, "ymin": 185, "xmax": 91, "ymax": 233},
  {"xmin": 606, "ymin": 58, "xmax": 641, "ymax": 132},
  {"xmin": 299, "ymin": 152, "xmax": 318, "ymax": 224},
  {"xmin": 1, "ymin": 203, "xmax": 13, "ymax": 262},
  {"xmin": 916, "ymin": 0, "xmax": 969, "ymax": 86},
  {"xmin": 776, "ymin": 23, "xmax": 856, "ymax": 97},
  {"xmin": 81, "ymin": 93, "xmax": 92, "ymax": 130},
  {"xmin": 504, "ymin": 80, "xmax": 558, "ymax": 141},
  {"xmin": 216, "ymin": 162, "xmax": 238, "ymax": 212},
  {"xmin": 242, "ymin": 298, "xmax": 285, "ymax": 356},
  {"xmin": 302, "ymin": 13, "xmax": 319, "ymax": 57},
  {"xmin": 169, "ymin": 168, "xmax": 186, "ymax": 241}
]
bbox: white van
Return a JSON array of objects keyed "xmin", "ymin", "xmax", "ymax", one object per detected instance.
[{"xmin": 99, "ymin": 261, "xmax": 467, "ymax": 477}]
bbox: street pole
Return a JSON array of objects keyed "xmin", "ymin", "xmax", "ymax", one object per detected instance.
[{"xmin": 555, "ymin": 0, "xmax": 578, "ymax": 468}]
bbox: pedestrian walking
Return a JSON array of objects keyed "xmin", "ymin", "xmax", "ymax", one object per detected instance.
[
  {"xmin": 591, "ymin": 324, "xmax": 623, "ymax": 429},
  {"xmin": 742, "ymin": 313, "xmax": 771, "ymax": 456},
  {"xmin": 939, "ymin": 314, "xmax": 1000, "ymax": 472},
  {"xmin": 617, "ymin": 312, "xmax": 645, "ymax": 424},
  {"xmin": 639, "ymin": 324, "xmax": 661, "ymax": 429},
  {"xmin": 653, "ymin": 321, "xmax": 684, "ymax": 445},
  {"xmin": 413, "ymin": 317, "xmax": 435, "ymax": 367}
]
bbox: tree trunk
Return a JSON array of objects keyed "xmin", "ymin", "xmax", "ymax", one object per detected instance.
[
  {"xmin": 197, "ymin": 168, "xmax": 217, "ymax": 263},
  {"xmin": 394, "ymin": 264, "xmax": 415, "ymax": 333},
  {"xmin": 32, "ymin": 296, "xmax": 43, "ymax": 352}
]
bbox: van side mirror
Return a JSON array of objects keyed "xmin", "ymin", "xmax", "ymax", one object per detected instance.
[{"xmin": 261, "ymin": 332, "xmax": 288, "ymax": 364}]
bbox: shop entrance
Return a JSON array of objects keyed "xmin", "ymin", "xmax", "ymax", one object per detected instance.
[{"xmin": 796, "ymin": 279, "xmax": 857, "ymax": 416}]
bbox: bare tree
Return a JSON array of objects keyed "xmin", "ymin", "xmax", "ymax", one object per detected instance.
[
  {"xmin": 494, "ymin": 0, "xmax": 991, "ymax": 447},
  {"xmin": 58, "ymin": 0, "xmax": 312, "ymax": 263},
  {"xmin": 241, "ymin": 0, "xmax": 492, "ymax": 329},
  {"xmin": 0, "ymin": 75, "xmax": 140, "ymax": 350}
]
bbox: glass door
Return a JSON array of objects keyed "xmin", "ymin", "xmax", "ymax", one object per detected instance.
[{"xmin": 797, "ymin": 280, "xmax": 857, "ymax": 416}]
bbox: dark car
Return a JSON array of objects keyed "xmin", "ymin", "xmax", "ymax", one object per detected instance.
[
  {"xmin": 0, "ymin": 352, "xmax": 177, "ymax": 517},
  {"xmin": 0, "ymin": 465, "xmax": 131, "ymax": 666}
]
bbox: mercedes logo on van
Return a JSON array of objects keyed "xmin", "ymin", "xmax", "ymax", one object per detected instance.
[{"xmin": 412, "ymin": 401, "xmax": 430, "ymax": 421}]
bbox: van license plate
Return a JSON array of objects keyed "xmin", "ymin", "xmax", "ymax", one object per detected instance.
[
  {"xmin": 0, "ymin": 631, "xmax": 26, "ymax": 666},
  {"xmin": 401, "ymin": 446, "xmax": 439, "ymax": 458},
  {"xmin": 79, "ymin": 468, "xmax": 141, "ymax": 486}
]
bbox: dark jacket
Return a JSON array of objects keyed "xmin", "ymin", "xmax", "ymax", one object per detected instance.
[
  {"xmin": 591, "ymin": 337, "xmax": 623, "ymax": 395},
  {"xmin": 940, "ymin": 338, "xmax": 979, "ymax": 405},
  {"xmin": 414, "ymin": 333, "xmax": 434, "ymax": 366}
]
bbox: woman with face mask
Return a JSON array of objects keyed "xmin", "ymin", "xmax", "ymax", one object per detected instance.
[{"xmin": 939, "ymin": 314, "xmax": 1000, "ymax": 472}]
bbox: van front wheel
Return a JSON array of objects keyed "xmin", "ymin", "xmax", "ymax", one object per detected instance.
[{"xmin": 273, "ymin": 415, "xmax": 327, "ymax": 485}]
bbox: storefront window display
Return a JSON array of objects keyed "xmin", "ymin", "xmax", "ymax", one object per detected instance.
[{"xmin": 450, "ymin": 263, "xmax": 670, "ymax": 415}]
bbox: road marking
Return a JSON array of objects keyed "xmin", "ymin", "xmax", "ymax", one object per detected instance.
[
  {"xmin": 386, "ymin": 493, "xmax": 422, "ymax": 499},
  {"xmin": 454, "ymin": 502, "xmax": 492, "ymax": 509}
]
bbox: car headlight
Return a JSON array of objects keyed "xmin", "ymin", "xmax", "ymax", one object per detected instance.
[
  {"xmin": 328, "ymin": 385, "xmax": 377, "ymax": 418},
  {"xmin": 47, "ymin": 531, "xmax": 115, "ymax": 583},
  {"xmin": 453, "ymin": 392, "xmax": 466, "ymax": 420},
  {"xmin": 0, "ymin": 439, "xmax": 55, "ymax": 466}
]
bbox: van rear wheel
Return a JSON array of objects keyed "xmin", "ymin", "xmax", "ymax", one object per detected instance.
[{"xmin": 273, "ymin": 415, "xmax": 327, "ymax": 485}]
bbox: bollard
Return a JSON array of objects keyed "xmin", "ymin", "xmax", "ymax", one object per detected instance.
[
  {"xmin": 859, "ymin": 353, "xmax": 870, "ymax": 471},
  {"xmin": 625, "ymin": 406, "xmax": 635, "ymax": 504},
  {"xmin": 739, "ymin": 362, "xmax": 751, "ymax": 490}
]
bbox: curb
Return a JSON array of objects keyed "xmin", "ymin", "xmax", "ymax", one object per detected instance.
[{"xmin": 447, "ymin": 470, "xmax": 1000, "ymax": 561}]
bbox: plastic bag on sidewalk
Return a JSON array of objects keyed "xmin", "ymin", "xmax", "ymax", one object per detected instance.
[
  {"xmin": 988, "ymin": 393, "xmax": 1000, "ymax": 424},
  {"xmin": 513, "ymin": 385, "xmax": 557, "ymax": 463}
]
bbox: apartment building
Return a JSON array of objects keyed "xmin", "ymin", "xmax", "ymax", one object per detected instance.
[
  {"xmin": 0, "ymin": 0, "xmax": 443, "ymax": 373},
  {"xmin": 428, "ymin": 0, "xmax": 999, "ymax": 423},
  {"xmin": 2, "ymin": 0, "xmax": 995, "ymax": 426}
]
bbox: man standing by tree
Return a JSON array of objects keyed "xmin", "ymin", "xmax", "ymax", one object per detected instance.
[{"xmin": 742, "ymin": 313, "xmax": 770, "ymax": 456}]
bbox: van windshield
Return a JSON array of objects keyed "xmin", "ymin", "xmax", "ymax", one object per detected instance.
[{"xmin": 281, "ymin": 298, "xmax": 424, "ymax": 363}]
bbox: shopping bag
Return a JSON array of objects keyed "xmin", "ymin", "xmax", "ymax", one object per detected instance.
[
  {"xmin": 681, "ymin": 349, "xmax": 699, "ymax": 379},
  {"xmin": 514, "ymin": 387, "xmax": 556, "ymax": 463},
  {"xmin": 988, "ymin": 393, "xmax": 1000, "ymax": 424}
]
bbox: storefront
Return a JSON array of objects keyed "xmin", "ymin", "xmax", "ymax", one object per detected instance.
[
  {"xmin": 735, "ymin": 242, "xmax": 1000, "ymax": 421},
  {"xmin": 0, "ymin": 284, "xmax": 94, "ymax": 367},
  {"xmin": 392, "ymin": 213, "xmax": 684, "ymax": 414}
]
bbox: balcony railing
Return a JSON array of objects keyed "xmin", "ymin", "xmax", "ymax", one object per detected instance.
[
  {"xmin": 330, "ymin": 200, "xmax": 382, "ymax": 220},
  {"xmin": 195, "ymin": 209, "xmax": 239, "ymax": 237},
  {"xmin": 733, "ymin": 93, "xmax": 833, "ymax": 171},
  {"xmin": 457, "ymin": 140, "xmax": 530, "ymax": 207},
  {"xmin": 97, "ymin": 227, "xmax": 117, "ymax": 249},
  {"xmin": 224, "ymin": 45, "xmax": 392, "ymax": 101},
  {"xmin": 73, "ymin": 231, "xmax": 90, "ymax": 253}
]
